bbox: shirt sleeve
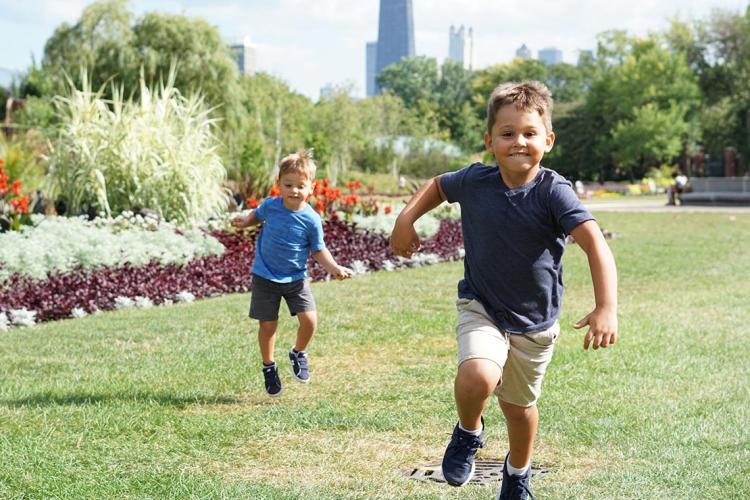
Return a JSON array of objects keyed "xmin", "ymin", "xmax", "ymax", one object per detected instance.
[
  {"xmin": 439, "ymin": 167, "xmax": 469, "ymax": 203},
  {"xmin": 549, "ymin": 179, "xmax": 595, "ymax": 234},
  {"xmin": 254, "ymin": 197, "xmax": 271, "ymax": 221},
  {"xmin": 308, "ymin": 213, "xmax": 326, "ymax": 252}
]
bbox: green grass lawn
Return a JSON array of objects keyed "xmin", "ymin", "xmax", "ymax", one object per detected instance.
[{"xmin": 1, "ymin": 212, "xmax": 749, "ymax": 499}]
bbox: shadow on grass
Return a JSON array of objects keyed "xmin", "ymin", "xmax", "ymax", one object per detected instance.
[{"xmin": 0, "ymin": 391, "xmax": 242, "ymax": 408}]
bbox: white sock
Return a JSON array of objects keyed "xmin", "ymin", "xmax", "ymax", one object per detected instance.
[
  {"xmin": 458, "ymin": 421, "xmax": 483, "ymax": 436},
  {"xmin": 506, "ymin": 455, "xmax": 529, "ymax": 477}
]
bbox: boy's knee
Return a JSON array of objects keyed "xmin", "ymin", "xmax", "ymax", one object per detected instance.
[{"xmin": 456, "ymin": 358, "xmax": 501, "ymax": 394}]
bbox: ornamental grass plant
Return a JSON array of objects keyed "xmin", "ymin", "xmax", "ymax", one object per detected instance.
[{"xmin": 46, "ymin": 68, "xmax": 229, "ymax": 225}]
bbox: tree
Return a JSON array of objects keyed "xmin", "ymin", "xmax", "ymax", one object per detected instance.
[
  {"xmin": 39, "ymin": 0, "xmax": 136, "ymax": 97},
  {"xmin": 237, "ymin": 73, "xmax": 312, "ymax": 196},
  {"xmin": 436, "ymin": 60, "xmax": 482, "ymax": 151},
  {"xmin": 610, "ymin": 104, "xmax": 689, "ymax": 179},
  {"xmin": 552, "ymin": 32, "xmax": 701, "ymax": 180}
]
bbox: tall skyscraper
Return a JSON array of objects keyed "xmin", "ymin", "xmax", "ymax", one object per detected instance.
[
  {"xmin": 374, "ymin": 0, "xmax": 415, "ymax": 94},
  {"xmin": 366, "ymin": 41, "xmax": 378, "ymax": 97},
  {"xmin": 448, "ymin": 25, "xmax": 473, "ymax": 70},
  {"xmin": 538, "ymin": 47, "xmax": 563, "ymax": 66},
  {"xmin": 515, "ymin": 44, "xmax": 533, "ymax": 60},
  {"xmin": 228, "ymin": 36, "xmax": 257, "ymax": 76}
]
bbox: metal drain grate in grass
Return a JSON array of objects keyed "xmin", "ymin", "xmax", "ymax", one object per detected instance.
[{"xmin": 403, "ymin": 460, "xmax": 549, "ymax": 486}]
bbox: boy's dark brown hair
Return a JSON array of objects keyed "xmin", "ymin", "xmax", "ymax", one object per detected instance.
[
  {"xmin": 486, "ymin": 80, "xmax": 554, "ymax": 134},
  {"xmin": 279, "ymin": 149, "xmax": 317, "ymax": 180}
]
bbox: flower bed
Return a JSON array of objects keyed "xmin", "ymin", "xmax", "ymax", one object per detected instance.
[{"xmin": 0, "ymin": 215, "xmax": 463, "ymax": 328}]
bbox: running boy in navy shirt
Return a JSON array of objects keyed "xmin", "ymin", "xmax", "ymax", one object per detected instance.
[
  {"xmin": 390, "ymin": 81, "xmax": 618, "ymax": 499},
  {"xmin": 233, "ymin": 150, "xmax": 352, "ymax": 396}
]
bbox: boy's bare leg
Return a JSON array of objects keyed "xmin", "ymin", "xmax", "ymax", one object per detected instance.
[
  {"xmin": 454, "ymin": 358, "xmax": 502, "ymax": 430},
  {"xmin": 258, "ymin": 320, "xmax": 278, "ymax": 364},
  {"xmin": 293, "ymin": 311, "xmax": 317, "ymax": 352},
  {"xmin": 499, "ymin": 400, "xmax": 538, "ymax": 468}
]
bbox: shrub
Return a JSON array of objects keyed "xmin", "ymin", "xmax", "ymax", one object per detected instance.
[
  {"xmin": 46, "ymin": 68, "xmax": 229, "ymax": 224},
  {"xmin": 0, "ymin": 216, "xmax": 464, "ymax": 324},
  {"xmin": 0, "ymin": 214, "xmax": 224, "ymax": 283}
]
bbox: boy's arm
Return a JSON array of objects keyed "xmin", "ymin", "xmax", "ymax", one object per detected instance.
[
  {"xmin": 312, "ymin": 248, "xmax": 353, "ymax": 280},
  {"xmin": 569, "ymin": 220, "xmax": 618, "ymax": 350},
  {"xmin": 231, "ymin": 210, "xmax": 260, "ymax": 230},
  {"xmin": 390, "ymin": 176, "xmax": 446, "ymax": 257}
]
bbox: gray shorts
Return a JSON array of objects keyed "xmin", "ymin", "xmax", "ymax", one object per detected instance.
[{"xmin": 249, "ymin": 274, "xmax": 316, "ymax": 321}]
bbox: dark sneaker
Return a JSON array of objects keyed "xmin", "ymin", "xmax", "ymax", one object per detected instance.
[
  {"xmin": 497, "ymin": 452, "xmax": 534, "ymax": 500},
  {"xmin": 288, "ymin": 348, "xmax": 310, "ymax": 383},
  {"xmin": 441, "ymin": 419, "xmax": 486, "ymax": 486},
  {"xmin": 262, "ymin": 363, "xmax": 282, "ymax": 397}
]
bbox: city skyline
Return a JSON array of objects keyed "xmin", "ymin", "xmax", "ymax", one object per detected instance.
[{"xmin": 0, "ymin": 0, "xmax": 748, "ymax": 100}]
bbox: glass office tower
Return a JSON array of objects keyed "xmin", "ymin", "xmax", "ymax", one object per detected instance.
[{"xmin": 374, "ymin": 0, "xmax": 415, "ymax": 93}]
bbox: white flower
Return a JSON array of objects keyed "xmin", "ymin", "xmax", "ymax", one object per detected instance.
[
  {"xmin": 70, "ymin": 307, "xmax": 88, "ymax": 318},
  {"xmin": 114, "ymin": 296, "xmax": 135, "ymax": 309},
  {"xmin": 0, "ymin": 312, "xmax": 9, "ymax": 332},
  {"xmin": 349, "ymin": 260, "xmax": 369, "ymax": 276},
  {"xmin": 162, "ymin": 298, "xmax": 174, "ymax": 306},
  {"xmin": 175, "ymin": 291, "xmax": 195, "ymax": 303},
  {"xmin": 10, "ymin": 308, "xmax": 36, "ymax": 327},
  {"xmin": 134, "ymin": 296, "xmax": 154, "ymax": 308},
  {"xmin": 381, "ymin": 259, "xmax": 396, "ymax": 271},
  {"xmin": 457, "ymin": 248, "xmax": 466, "ymax": 259}
]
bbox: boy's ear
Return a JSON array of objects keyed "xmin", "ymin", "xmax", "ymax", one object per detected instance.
[
  {"xmin": 483, "ymin": 132, "xmax": 492, "ymax": 151},
  {"xmin": 545, "ymin": 131, "xmax": 555, "ymax": 152}
]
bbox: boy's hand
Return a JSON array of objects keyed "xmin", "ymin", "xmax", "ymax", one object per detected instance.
[
  {"xmin": 230, "ymin": 215, "xmax": 249, "ymax": 230},
  {"xmin": 389, "ymin": 222, "xmax": 421, "ymax": 258},
  {"xmin": 331, "ymin": 265, "xmax": 353, "ymax": 280},
  {"xmin": 573, "ymin": 306, "xmax": 618, "ymax": 350}
]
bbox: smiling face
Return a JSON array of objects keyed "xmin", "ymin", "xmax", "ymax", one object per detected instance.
[
  {"xmin": 484, "ymin": 104, "xmax": 555, "ymax": 188},
  {"xmin": 278, "ymin": 171, "xmax": 314, "ymax": 211}
]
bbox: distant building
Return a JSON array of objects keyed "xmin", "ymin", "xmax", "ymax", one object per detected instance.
[
  {"xmin": 374, "ymin": 0, "xmax": 415, "ymax": 94},
  {"xmin": 577, "ymin": 49, "xmax": 595, "ymax": 66},
  {"xmin": 448, "ymin": 25, "xmax": 473, "ymax": 69},
  {"xmin": 515, "ymin": 44, "xmax": 533, "ymax": 60},
  {"xmin": 538, "ymin": 47, "xmax": 563, "ymax": 66},
  {"xmin": 228, "ymin": 36, "xmax": 257, "ymax": 76},
  {"xmin": 366, "ymin": 41, "xmax": 378, "ymax": 97},
  {"xmin": 320, "ymin": 84, "xmax": 335, "ymax": 100}
]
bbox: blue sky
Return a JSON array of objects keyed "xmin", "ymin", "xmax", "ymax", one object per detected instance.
[{"xmin": 0, "ymin": 0, "xmax": 747, "ymax": 98}]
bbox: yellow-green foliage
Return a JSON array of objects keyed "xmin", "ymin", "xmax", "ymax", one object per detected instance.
[{"xmin": 47, "ymin": 68, "xmax": 229, "ymax": 225}]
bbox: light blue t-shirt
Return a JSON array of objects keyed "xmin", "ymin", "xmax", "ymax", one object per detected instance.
[
  {"xmin": 440, "ymin": 163, "xmax": 594, "ymax": 334},
  {"xmin": 252, "ymin": 197, "xmax": 326, "ymax": 283}
]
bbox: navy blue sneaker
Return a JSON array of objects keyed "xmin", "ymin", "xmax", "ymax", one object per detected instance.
[
  {"xmin": 497, "ymin": 452, "xmax": 534, "ymax": 500},
  {"xmin": 288, "ymin": 347, "xmax": 310, "ymax": 383},
  {"xmin": 262, "ymin": 363, "xmax": 282, "ymax": 397},
  {"xmin": 441, "ymin": 419, "xmax": 486, "ymax": 486}
]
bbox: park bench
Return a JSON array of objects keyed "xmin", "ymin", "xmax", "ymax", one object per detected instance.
[{"xmin": 680, "ymin": 177, "xmax": 750, "ymax": 206}]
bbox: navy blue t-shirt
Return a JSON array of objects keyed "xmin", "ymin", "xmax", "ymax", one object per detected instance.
[{"xmin": 440, "ymin": 164, "xmax": 594, "ymax": 334}]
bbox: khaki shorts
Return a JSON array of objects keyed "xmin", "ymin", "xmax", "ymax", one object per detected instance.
[{"xmin": 456, "ymin": 298, "xmax": 559, "ymax": 407}]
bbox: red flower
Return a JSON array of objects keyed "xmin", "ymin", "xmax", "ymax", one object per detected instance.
[
  {"xmin": 10, "ymin": 196, "xmax": 29, "ymax": 214},
  {"xmin": 268, "ymin": 184, "xmax": 280, "ymax": 197},
  {"xmin": 384, "ymin": 205, "xmax": 392, "ymax": 215},
  {"xmin": 245, "ymin": 195, "xmax": 260, "ymax": 208},
  {"xmin": 11, "ymin": 180, "xmax": 22, "ymax": 196},
  {"xmin": 314, "ymin": 200, "xmax": 325, "ymax": 213}
]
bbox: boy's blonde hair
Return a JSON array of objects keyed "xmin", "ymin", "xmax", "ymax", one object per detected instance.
[
  {"xmin": 486, "ymin": 80, "xmax": 553, "ymax": 133},
  {"xmin": 279, "ymin": 149, "xmax": 317, "ymax": 180}
]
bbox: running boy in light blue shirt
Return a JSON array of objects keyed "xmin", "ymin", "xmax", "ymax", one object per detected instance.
[{"xmin": 232, "ymin": 149, "xmax": 352, "ymax": 396}]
